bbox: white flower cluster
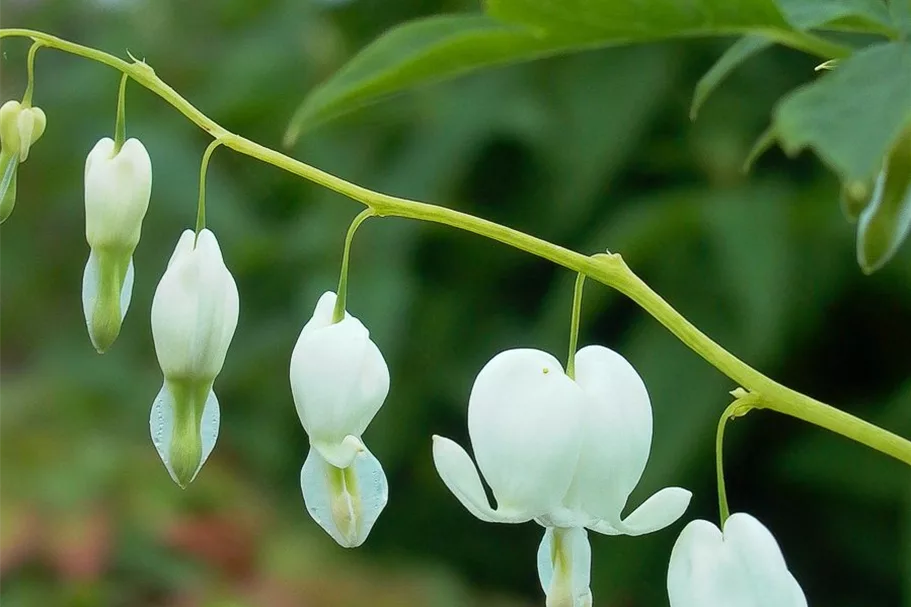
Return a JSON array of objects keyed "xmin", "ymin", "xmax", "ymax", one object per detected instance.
[{"xmin": 2, "ymin": 93, "xmax": 808, "ymax": 607}]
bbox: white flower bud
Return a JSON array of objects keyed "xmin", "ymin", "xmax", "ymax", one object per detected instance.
[
  {"xmin": 290, "ymin": 291, "xmax": 390, "ymax": 547},
  {"xmin": 0, "ymin": 100, "xmax": 47, "ymax": 223},
  {"xmin": 149, "ymin": 229, "xmax": 239, "ymax": 488},
  {"xmin": 667, "ymin": 513, "xmax": 807, "ymax": 607},
  {"xmin": 81, "ymin": 137, "xmax": 152, "ymax": 352},
  {"xmin": 0, "ymin": 100, "xmax": 46, "ymax": 162},
  {"xmin": 290, "ymin": 291, "xmax": 389, "ymax": 467}
]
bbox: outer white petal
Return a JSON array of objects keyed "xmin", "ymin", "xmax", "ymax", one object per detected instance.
[
  {"xmin": 725, "ymin": 514, "xmax": 808, "ymax": 607},
  {"xmin": 151, "ymin": 229, "xmax": 239, "ymax": 381},
  {"xmin": 668, "ymin": 519, "xmax": 742, "ymax": 607},
  {"xmin": 595, "ymin": 487, "xmax": 691, "ymax": 537},
  {"xmin": 468, "ymin": 348, "xmax": 585, "ymax": 518},
  {"xmin": 300, "ymin": 442, "xmax": 387, "ymax": 548},
  {"xmin": 537, "ymin": 527, "xmax": 593, "ymax": 607},
  {"xmin": 84, "ymin": 137, "xmax": 152, "ymax": 250},
  {"xmin": 667, "ymin": 514, "xmax": 807, "ymax": 607},
  {"xmin": 569, "ymin": 345, "xmax": 653, "ymax": 521},
  {"xmin": 431, "ymin": 435, "xmax": 528, "ymax": 523},
  {"xmin": 290, "ymin": 291, "xmax": 389, "ymax": 464}
]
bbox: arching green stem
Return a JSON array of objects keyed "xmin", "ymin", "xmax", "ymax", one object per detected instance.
[
  {"xmin": 20, "ymin": 40, "xmax": 43, "ymax": 107},
  {"xmin": 195, "ymin": 138, "xmax": 223, "ymax": 243},
  {"xmin": 333, "ymin": 209, "xmax": 374, "ymax": 323},
  {"xmin": 715, "ymin": 390, "xmax": 761, "ymax": 524},
  {"xmin": 565, "ymin": 272, "xmax": 586, "ymax": 380},
  {"xmin": 113, "ymin": 73, "xmax": 129, "ymax": 153},
  {"xmin": 1, "ymin": 29, "xmax": 909, "ymax": 467}
]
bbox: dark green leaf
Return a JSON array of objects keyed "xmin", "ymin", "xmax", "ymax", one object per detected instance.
[
  {"xmin": 773, "ymin": 42, "xmax": 911, "ymax": 183},
  {"xmin": 486, "ymin": 0, "xmax": 792, "ymax": 36},
  {"xmin": 889, "ymin": 0, "xmax": 911, "ymax": 34},
  {"xmin": 775, "ymin": 0, "xmax": 896, "ymax": 33},
  {"xmin": 691, "ymin": 36, "xmax": 772, "ymax": 120},
  {"xmin": 285, "ymin": 14, "xmax": 595, "ymax": 140}
]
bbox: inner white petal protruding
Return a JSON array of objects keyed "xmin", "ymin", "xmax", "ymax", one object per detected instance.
[
  {"xmin": 149, "ymin": 382, "xmax": 220, "ymax": 486},
  {"xmin": 537, "ymin": 527, "xmax": 593, "ymax": 607},
  {"xmin": 300, "ymin": 443, "xmax": 388, "ymax": 548}
]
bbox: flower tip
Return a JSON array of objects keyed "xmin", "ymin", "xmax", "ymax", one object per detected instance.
[
  {"xmin": 89, "ymin": 321, "xmax": 121, "ymax": 354},
  {"xmin": 169, "ymin": 440, "xmax": 203, "ymax": 489}
]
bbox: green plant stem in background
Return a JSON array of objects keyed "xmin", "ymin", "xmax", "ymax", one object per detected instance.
[
  {"xmin": 2, "ymin": 28, "xmax": 910, "ymax": 467},
  {"xmin": 194, "ymin": 138, "xmax": 222, "ymax": 242},
  {"xmin": 333, "ymin": 209, "xmax": 374, "ymax": 323},
  {"xmin": 20, "ymin": 40, "xmax": 43, "ymax": 107},
  {"xmin": 113, "ymin": 73, "xmax": 129, "ymax": 153},
  {"xmin": 565, "ymin": 272, "xmax": 586, "ymax": 380}
]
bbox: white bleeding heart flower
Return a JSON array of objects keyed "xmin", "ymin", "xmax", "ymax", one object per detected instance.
[
  {"xmin": 667, "ymin": 512, "xmax": 807, "ymax": 607},
  {"xmin": 81, "ymin": 137, "xmax": 152, "ymax": 352},
  {"xmin": 433, "ymin": 346, "xmax": 691, "ymax": 607},
  {"xmin": 150, "ymin": 228, "xmax": 239, "ymax": 488},
  {"xmin": 290, "ymin": 291, "xmax": 390, "ymax": 548}
]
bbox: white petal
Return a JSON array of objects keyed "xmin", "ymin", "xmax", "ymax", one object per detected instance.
[
  {"xmin": 300, "ymin": 442, "xmax": 387, "ymax": 548},
  {"xmin": 602, "ymin": 487, "xmax": 691, "ymax": 537},
  {"xmin": 16, "ymin": 109, "xmax": 34, "ymax": 161},
  {"xmin": 468, "ymin": 349, "xmax": 585, "ymax": 517},
  {"xmin": 724, "ymin": 514, "xmax": 808, "ymax": 607},
  {"xmin": 290, "ymin": 297, "xmax": 389, "ymax": 448},
  {"xmin": 668, "ymin": 519, "xmax": 739, "ymax": 607},
  {"xmin": 667, "ymin": 514, "xmax": 807, "ymax": 607},
  {"xmin": 151, "ymin": 229, "xmax": 239, "ymax": 380},
  {"xmin": 313, "ymin": 434, "xmax": 367, "ymax": 469},
  {"xmin": 537, "ymin": 527, "xmax": 593, "ymax": 607},
  {"xmin": 431, "ymin": 435, "xmax": 528, "ymax": 524},
  {"xmin": 149, "ymin": 381, "xmax": 220, "ymax": 487},
  {"xmin": 84, "ymin": 137, "xmax": 152, "ymax": 250},
  {"xmin": 569, "ymin": 345, "xmax": 653, "ymax": 521}
]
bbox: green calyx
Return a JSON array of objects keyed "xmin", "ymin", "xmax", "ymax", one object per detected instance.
[
  {"xmin": 165, "ymin": 379, "xmax": 213, "ymax": 489},
  {"xmin": 87, "ymin": 247, "xmax": 132, "ymax": 353}
]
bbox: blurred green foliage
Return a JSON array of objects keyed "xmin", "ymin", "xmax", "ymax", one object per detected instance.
[{"xmin": 1, "ymin": 1, "xmax": 910, "ymax": 606}]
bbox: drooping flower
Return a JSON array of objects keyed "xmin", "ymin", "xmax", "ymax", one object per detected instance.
[
  {"xmin": 290, "ymin": 291, "xmax": 390, "ymax": 547},
  {"xmin": 667, "ymin": 512, "xmax": 807, "ymax": 607},
  {"xmin": 433, "ymin": 346, "xmax": 691, "ymax": 606},
  {"xmin": 0, "ymin": 99, "xmax": 47, "ymax": 223},
  {"xmin": 150, "ymin": 229, "xmax": 239, "ymax": 488},
  {"xmin": 82, "ymin": 137, "xmax": 152, "ymax": 352}
]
